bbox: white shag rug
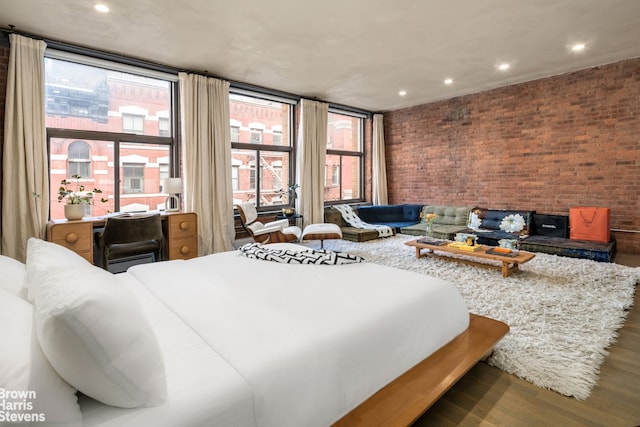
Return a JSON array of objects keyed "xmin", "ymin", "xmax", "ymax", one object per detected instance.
[{"xmin": 323, "ymin": 235, "xmax": 640, "ymax": 400}]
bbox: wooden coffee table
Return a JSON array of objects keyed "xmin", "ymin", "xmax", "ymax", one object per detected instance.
[{"xmin": 405, "ymin": 239, "xmax": 535, "ymax": 278}]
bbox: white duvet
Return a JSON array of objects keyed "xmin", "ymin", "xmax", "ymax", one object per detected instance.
[{"xmin": 81, "ymin": 243, "xmax": 469, "ymax": 427}]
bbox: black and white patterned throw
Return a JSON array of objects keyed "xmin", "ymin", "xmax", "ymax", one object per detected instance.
[{"xmin": 238, "ymin": 243, "xmax": 364, "ymax": 265}]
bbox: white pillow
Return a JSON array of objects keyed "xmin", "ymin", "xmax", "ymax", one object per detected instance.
[
  {"xmin": 0, "ymin": 288, "xmax": 82, "ymax": 426},
  {"xmin": 0, "ymin": 254, "xmax": 26, "ymax": 296},
  {"xmin": 26, "ymin": 238, "xmax": 167, "ymax": 408},
  {"xmin": 24, "ymin": 238, "xmax": 90, "ymax": 303}
]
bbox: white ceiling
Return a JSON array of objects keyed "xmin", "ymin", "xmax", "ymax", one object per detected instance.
[{"xmin": 2, "ymin": 0, "xmax": 640, "ymax": 112}]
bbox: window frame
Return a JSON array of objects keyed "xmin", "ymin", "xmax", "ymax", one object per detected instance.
[
  {"xmin": 324, "ymin": 108, "xmax": 365, "ymax": 204},
  {"xmin": 45, "ymin": 51, "xmax": 179, "ymax": 217},
  {"xmin": 47, "ymin": 129, "xmax": 176, "ymax": 213},
  {"xmin": 230, "ymin": 90, "xmax": 296, "ymax": 212}
]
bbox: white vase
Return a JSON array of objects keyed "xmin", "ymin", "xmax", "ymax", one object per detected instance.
[{"xmin": 64, "ymin": 203, "xmax": 85, "ymax": 220}]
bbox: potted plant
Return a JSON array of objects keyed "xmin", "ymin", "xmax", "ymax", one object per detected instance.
[
  {"xmin": 58, "ymin": 174, "xmax": 108, "ymax": 220},
  {"xmin": 277, "ymin": 183, "xmax": 299, "ymax": 216}
]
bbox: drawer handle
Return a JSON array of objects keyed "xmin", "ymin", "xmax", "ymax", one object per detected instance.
[
  {"xmin": 65, "ymin": 232, "xmax": 79, "ymax": 244},
  {"xmin": 179, "ymin": 221, "xmax": 189, "ymax": 231},
  {"xmin": 180, "ymin": 246, "xmax": 190, "ymax": 255}
]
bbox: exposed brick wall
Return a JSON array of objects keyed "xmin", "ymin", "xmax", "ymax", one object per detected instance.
[{"xmin": 384, "ymin": 58, "xmax": 640, "ymax": 254}]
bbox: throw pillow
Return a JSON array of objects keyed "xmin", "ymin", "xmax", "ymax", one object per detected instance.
[{"xmin": 467, "ymin": 211, "xmax": 482, "ymax": 230}]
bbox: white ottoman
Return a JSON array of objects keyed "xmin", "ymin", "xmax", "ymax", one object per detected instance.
[{"xmin": 301, "ymin": 223, "xmax": 342, "ymax": 249}]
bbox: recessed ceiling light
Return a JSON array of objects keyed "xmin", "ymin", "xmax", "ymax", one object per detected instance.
[
  {"xmin": 444, "ymin": 78, "xmax": 454, "ymax": 85},
  {"xmin": 571, "ymin": 43, "xmax": 586, "ymax": 52},
  {"xmin": 498, "ymin": 63, "xmax": 510, "ymax": 71},
  {"xmin": 398, "ymin": 90, "xmax": 407, "ymax": 96},
  {"xmin": 94, "ymin": 4, "xmax": 110, "ymax": 13}
]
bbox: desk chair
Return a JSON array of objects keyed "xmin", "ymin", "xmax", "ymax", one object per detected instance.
[
  {"xmin": 236, "ymin": 202, "xmax": 301, "ymax": 244},
  {"xmin": 96, "ymin": 214, "xmax": 164, "ymax": 272}
]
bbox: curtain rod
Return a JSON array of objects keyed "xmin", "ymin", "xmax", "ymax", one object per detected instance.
[{"xmin": 0, "ymin": 28, "xmax": 373, "ymax": 118}]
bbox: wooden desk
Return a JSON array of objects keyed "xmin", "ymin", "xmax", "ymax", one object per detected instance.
[{"xmin": 47, "ymin": 212, "xmax": 198, "ymax": 263}]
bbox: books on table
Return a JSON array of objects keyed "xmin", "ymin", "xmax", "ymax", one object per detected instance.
[{"xmin": 447, "ymin": 241, "xmax": 483, "ymax": 252}]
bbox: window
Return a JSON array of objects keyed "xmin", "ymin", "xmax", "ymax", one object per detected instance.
[
  {"xmin": 45, "ymin": 54, "xmax": 177, "ymax": 219},
  {"xmin": 232, "ymin": 165, "xmax": 240, "ymax": 191},
  {"xmin": 324, "ymin": 110, "xmax": 364, "ymax": 202},
  {"xmin": 123, "ymin": 163, "xmax": 144, "ymax": 193},
  {"xmin": 158, "ymin": 118, "xmax": 170, "ymax": 137},
  {"xmin": 250, "ymin": 128, "xmax": 263, "ymax": 144},
  {"xmin": 249, "ymin": 161, "xmax": 256, "ymax": 189},
  {"xmin": 230, "ymin": 92, "xmax": 294, "ymax": 209},
  {"xmin": 272, "ymin": 130, "xmax": 282, "ymax": 145},
  {"xmin": 231, "ymin": 126, "xmax": 240, "ymax": 142},
  {"xmin": 67, "ymin": 140, "xmax": 91, "ymax": 178},
  {"xmin": 123, "ymin": 114, "xmax": 145, "ymax": 134},
  {"xmin": 331, "ymin": 165, "xmax": 339, "ymax": 185}
]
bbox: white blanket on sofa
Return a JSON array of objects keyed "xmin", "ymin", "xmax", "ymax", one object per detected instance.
[{"xmin": 332, "ymin": 204, "xmax": 394, "ymax": 237}]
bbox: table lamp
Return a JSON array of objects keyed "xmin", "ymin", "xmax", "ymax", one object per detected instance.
[{"xmin": 164, "ymin": 177, "xmax": 183, "ymax": 212}]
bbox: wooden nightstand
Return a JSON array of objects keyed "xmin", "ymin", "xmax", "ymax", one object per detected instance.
[
  {"xmin": 47, "ymin": 220, "xmax": 94, "ymax": 263},
  {"xmin": 165, "ymin": 212, "xmax": 198, "ymax": 260}
]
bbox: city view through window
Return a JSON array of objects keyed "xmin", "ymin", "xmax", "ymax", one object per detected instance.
[
  {"xmin": 46, "ymin": 58, "xmax": 173, "ymax": 219},
  {"xmin": 46, "ymin": 57, "xmax": 363, "ymax": 220}
]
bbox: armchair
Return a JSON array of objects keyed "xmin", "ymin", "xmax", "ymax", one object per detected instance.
[{"xmin": 236, "ymin": 202, "xmax": 301, "ymax": 244}]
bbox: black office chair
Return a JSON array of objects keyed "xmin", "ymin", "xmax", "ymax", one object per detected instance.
[{"xmin": 96, "ymin": 214, "xmax": 164, "ymax": 272}]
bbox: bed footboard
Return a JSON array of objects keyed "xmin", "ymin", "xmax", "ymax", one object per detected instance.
[{"xmin": 333, "ymin": 314, "xmax": 509, "ymax": 427}]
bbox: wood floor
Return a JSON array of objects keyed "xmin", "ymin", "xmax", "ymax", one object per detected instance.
[{"xmin": 413, "ymin": 252, "xmax": 640, "ymax": 427}]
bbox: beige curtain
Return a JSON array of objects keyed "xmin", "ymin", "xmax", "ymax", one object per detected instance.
[
  {"xmin": 372, "ymin": 113, "xmax": 389, "ymax": 205},
  {"xmin": 179, "ymin": 72, "xmax": 234, "ymax": 255},
  {"xmin": 1, "ymin": 34, "xmax": 48, "ymax": 262},
  {"xmin": 296, "ymin": 99, "xmax": 328, "ymax": 225}
]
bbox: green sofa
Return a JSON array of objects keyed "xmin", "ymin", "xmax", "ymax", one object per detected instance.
[
  {"xmin": 400, "ymin": 205, "xmax": 473, "ymax": 239},
  {"xmin": 323, "ymin": 207, "xmax": 380, "ymax": 242}
]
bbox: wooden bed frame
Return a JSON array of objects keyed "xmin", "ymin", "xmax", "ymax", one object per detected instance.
[{"xmin": 333, "ymin": 314, "xmax": 509, "ymax": 427}]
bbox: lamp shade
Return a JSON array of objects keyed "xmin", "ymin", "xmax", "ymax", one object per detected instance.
[{"xmin": 164, "ymin": 177, "xmax": 183, "ymax": 194}]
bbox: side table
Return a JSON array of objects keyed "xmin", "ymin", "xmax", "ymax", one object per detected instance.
[{"xmin": 276, "ymin": 213, "xmax": 303, "ymax": 228}]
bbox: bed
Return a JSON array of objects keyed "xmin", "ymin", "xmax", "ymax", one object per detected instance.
[{"xmin": 1, "ymin": 240, "xmax": 508, "ymax": 427}]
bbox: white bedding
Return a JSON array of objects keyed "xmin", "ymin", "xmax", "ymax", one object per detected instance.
[
  {"xmin": 80, "ymin": 243, "xmax": 469, "ymax": 427},
  {"xmin": 79, "ymin": 273, "xmax": 256, "ymax": 427}
]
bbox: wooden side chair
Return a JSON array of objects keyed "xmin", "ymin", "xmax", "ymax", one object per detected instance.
[{"xmin": 236, "ymin": 202, "xmax": 301, "ymax": 244}]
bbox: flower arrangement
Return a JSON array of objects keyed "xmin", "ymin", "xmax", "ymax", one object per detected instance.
[
  {"xmin": 421, "ymin": 212, "xmax": 437, "ymax": 236},
  {"xmin": 424, "ymin": 213, "xmax": 437, "ymax": 224},
  {"xmin": 499, "ymin": 214, "xmax": 525, "ymax": 233},
  {"xmin": 58, "ymin": 175, "xmax": 107, "ymax": 205}
]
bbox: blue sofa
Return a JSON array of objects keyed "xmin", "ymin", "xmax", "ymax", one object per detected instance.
[
  {"xmin": 518, "ymin": 213, "xmax": 616, "ymax": 262},
  {"xmin": 464, "ymin": 207, "xmax": 535, "ymax": 246},
  {"xmin": 354, "ymin": 204, "xmax": 423, "ymax": 232}
]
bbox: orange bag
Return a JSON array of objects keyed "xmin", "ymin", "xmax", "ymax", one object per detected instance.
[{"xmin": 569, "ymin": 207, "xmax": 610, "ymax": 243}]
